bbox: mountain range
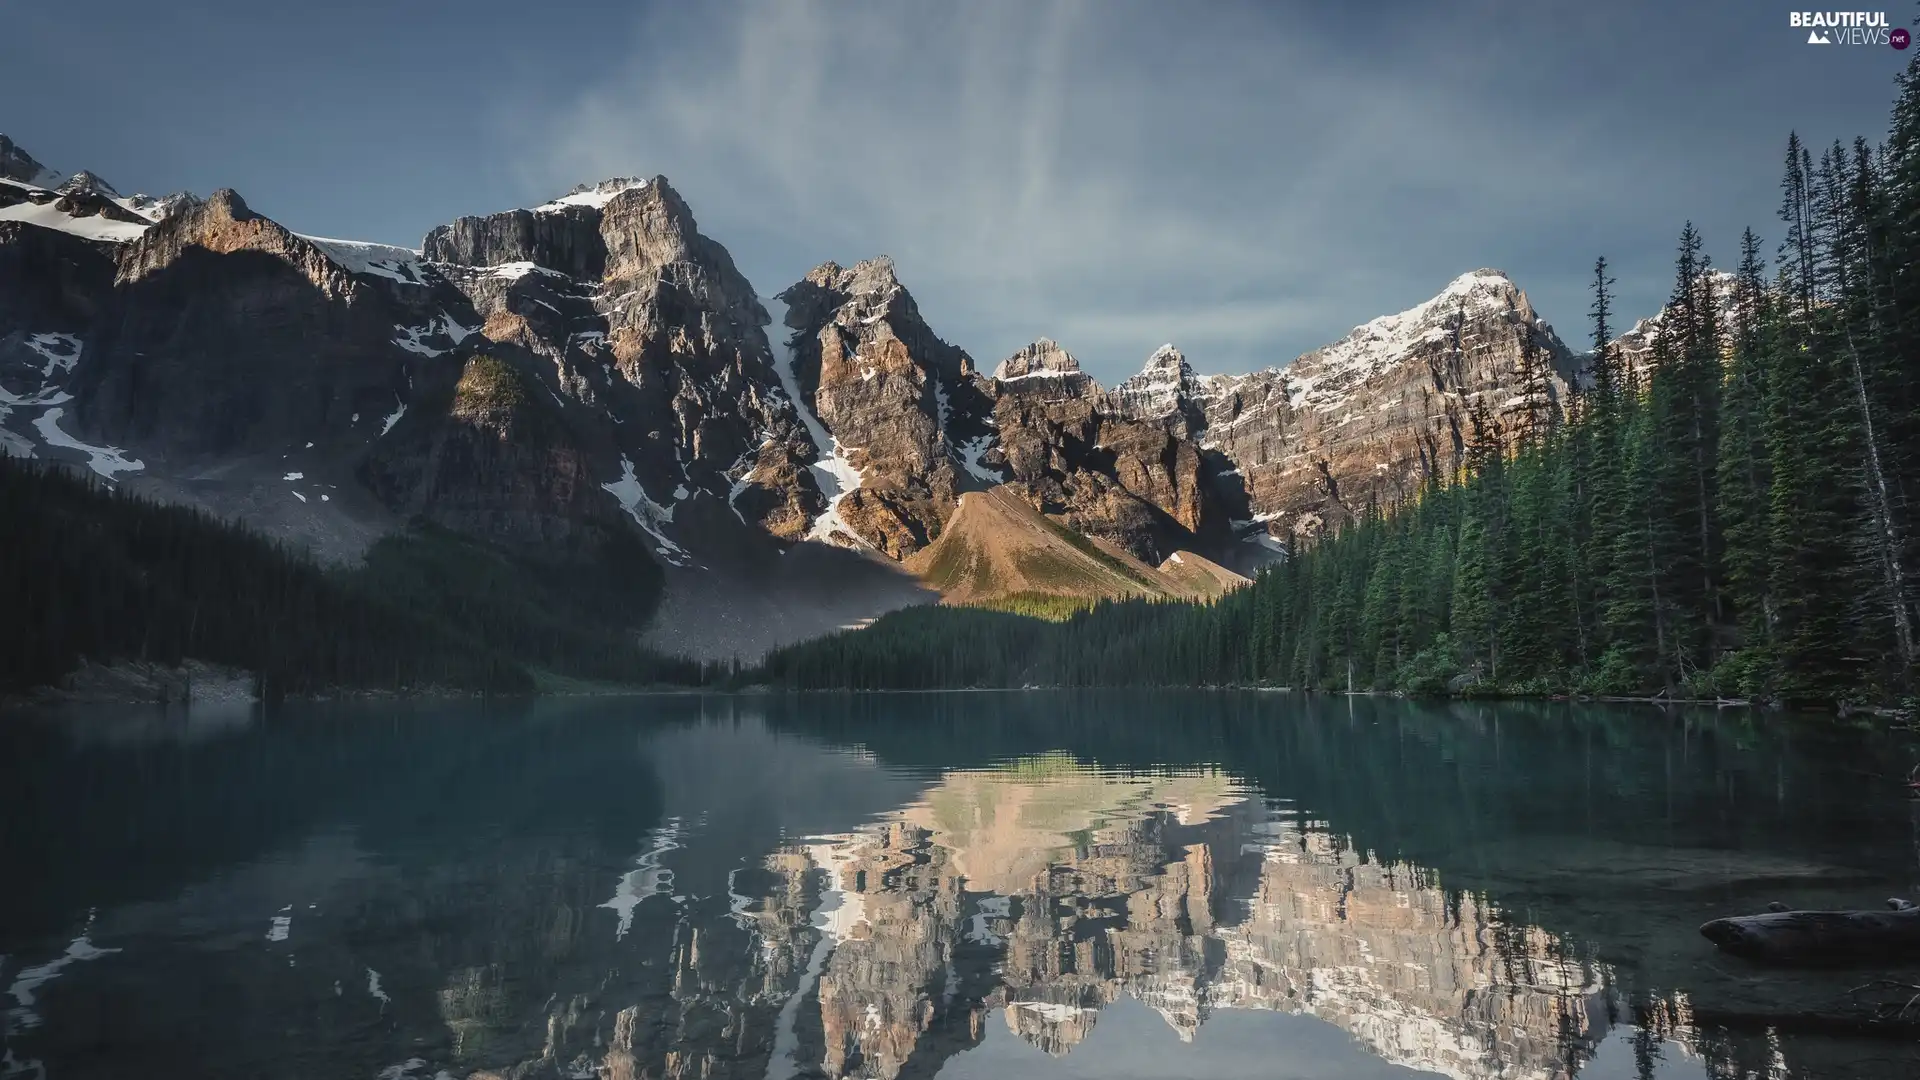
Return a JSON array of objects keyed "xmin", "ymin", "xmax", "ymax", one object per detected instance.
[{"xmin": 2, "ymin": 135, "xmax": 1608, "ymax": 659}]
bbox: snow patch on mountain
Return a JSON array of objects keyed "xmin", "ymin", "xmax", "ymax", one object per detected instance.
[
  {"xmin": 392, "ymin": 313, "xmax": 480, "ymax": 357},
  {"xmin": 119, "ymin": 191, "xmax": 196, "ymax": 224},
  {"xmin": 603, "ymin": 454, "xmax": 690, "ymax": 564},
  {"xmin": 23, "ymin": 333, "xmax": 81, "ymax": 378},
  {"xmin": 32, "ymin": 407, "xmax": 144, "ymax": 479},
  {"xmin": 379, "ymin": 397, "xmax": 407, "ymax": 437},
  {"xmin": 763, "ymin": 296, "xmax": 869, "ymax": 546},
  {"xmin": 484, "ymin": 261, "xmax": 569, "ymax": 282},
  {"xmin": 0, "ymin": 198, "xmax": 151, "ymax": 242},
  {"xmin": 532, "ymin": 177, "xmax": 652, "ymax": 214},
  {"xmin": 301, "ymin": 235, "xmax": 430, "ymax": 286},
  {"xmin": 956, "ymin": 435, "xmax": 1004, "ymax": 485}
]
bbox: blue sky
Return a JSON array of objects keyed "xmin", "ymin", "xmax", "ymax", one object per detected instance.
[{"xmin": 1, "ymin": 1, "xmax": 1909, "ymax": 381}]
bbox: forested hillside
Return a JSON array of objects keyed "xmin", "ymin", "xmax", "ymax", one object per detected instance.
[
  {"xmin": 0, "ymin": 456, "xmax": 705, "ymax": 697},
  {"xmin": 759, "ymin": 57, "xmax": 1920, "ymax": 707}
]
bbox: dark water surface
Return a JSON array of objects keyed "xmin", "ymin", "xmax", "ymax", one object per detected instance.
[{"xmin": 2, "ymin": 693, "xmax": 1917, "ymax": 1080}]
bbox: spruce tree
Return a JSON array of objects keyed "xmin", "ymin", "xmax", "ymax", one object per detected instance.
[{"xmin": 1715, "ymin": 228, "xmax": 1776, "ymax": 689}]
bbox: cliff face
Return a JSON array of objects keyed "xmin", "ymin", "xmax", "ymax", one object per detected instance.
[
  {"xmin": 72, "ymin": 190, "xmax": 419, "ymax": 462},
  {"xmin": 415, "ymin": 176, "xmax": 815, "ymax": 554},
  {"xmin": 1230, "ymin": 269, "xmax": 1574, "ymax": 538},
  {"xmin": 358, "ymin": 354, "xmax": 615, "ymax": 545},
  {"xmin": 775, "ymin": 258, "xmax": 984, "ymax": 557},
  {"xmin": 1109, "ymin": 270, "xmax": 1578, "ymax": 543},
  {"xmin": 988, "ymin": 341, "xmax": 1214, "ymax": 563},
  {"xmin": 766, "ymin": 264, "xmax": 1574, "ymax": 564},
  {"xmin": 767, "ymin": 273, "xmax": 1223, "ymax": 566}
]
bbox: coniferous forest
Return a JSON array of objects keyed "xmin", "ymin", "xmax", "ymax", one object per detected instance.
[
  {"xmin": 761, "ymin": 58, "xmax": 1920, "ymax": 707},
  {"xmin": 0, "ymin": 455, "xmax": 706, "ymax": 698}
]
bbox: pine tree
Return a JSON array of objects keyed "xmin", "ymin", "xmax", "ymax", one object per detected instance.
[
  {"xmin": 1824, "ymin": 137, "xmax": 1916, "ymax": 675},
  {"xmin": 1715, "ymin": 228, "xmax": 1776, "ymax": 689}
]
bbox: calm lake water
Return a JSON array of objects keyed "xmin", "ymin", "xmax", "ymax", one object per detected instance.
[{"xmin": 2, "ymin": 692, "xmax": 1917, "ymax": 1080}]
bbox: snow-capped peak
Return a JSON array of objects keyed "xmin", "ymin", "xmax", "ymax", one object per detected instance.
[
  {"xmin": 1114, "ymin": 343, "xmax": 1202, "ymax": 419},
  {"xmin": 57, "ymin": 171, "xmax": 122, "ymax": 199},
  {"xmin": 120, "ymin": 191, "xmax": 199, "ymax": 224},
  {"xmin": 531, "ymin": 177, "xmax": 653, "ymax": 214},
  {"xmin": 993, "ymin": 338, "xmax": 1082, "ymax": 381},
  {"xmin": 1140, "ymin": 343, "xmax": 1194, "ymax": 379},
  {"xmin": 0, "ymin": 134, "xmax": 62, "ymax": 188},
  {"xmin": 1282, "ymin": 269, "xmax": 1541, "ymax": 412}
]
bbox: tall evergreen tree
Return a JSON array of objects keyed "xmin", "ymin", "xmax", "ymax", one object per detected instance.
[{"xmin": 1716, "ymin": 228, "xmax": 1776, "ymax": 683}]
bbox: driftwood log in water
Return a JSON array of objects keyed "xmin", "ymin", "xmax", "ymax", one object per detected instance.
[{"xmin": 1700, "ymin": 899, "xmax": 1920, "ymax": 964}]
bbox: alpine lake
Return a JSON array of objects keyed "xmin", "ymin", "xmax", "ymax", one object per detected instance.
[{"xmin": 3, "ymin": 691, "xmax": 1917, "ymax": 1080}]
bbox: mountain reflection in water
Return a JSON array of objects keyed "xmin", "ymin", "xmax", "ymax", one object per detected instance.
[{"xmin": 0, "ymin": 693, "xmax": 1915, "ymax": 1080}]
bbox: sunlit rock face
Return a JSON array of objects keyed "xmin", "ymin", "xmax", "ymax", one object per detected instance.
[
  {"xmin": 1110, "ymin": 271, "xmax": 1578, "ymax": 544},
  {"xmin": 777, "ymin": 258, "xmax": 986, "ymax": 557},
  {"xmin": 988, "ymin": 341, "xmax": 1218, "ymax": 563},
  {"xmin": 416, "ymin": 176, "xmax": 816, "ymax": 556}
]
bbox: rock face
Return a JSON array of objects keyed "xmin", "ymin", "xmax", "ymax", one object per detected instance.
[
  {"xmin": 416, "ymin": 174, "xmax": 813, "ymax": 546},
  {"xmin": 422, "ymin": 204, "xmax": 606, "ymax": 280},
  {"xmin": 989, "ymin": 340, "xmax": 1216, "ymax": 563},
  {"xmin": 1113, "ymin": 270, "xmax": 1577, "ymax": 542},
  {"xmin": 75, "ymin": 190, "xmax": 413, "ymax": 461},
  {"xmin": 0, "ymin": 133, "xmax": 60, "ymax": 186},
  {"xmin": 1113, "ymin": 343, "xmax": 1205, "ymax": 435},
  {"xmin": 776, "ymin": 258, "xmax": 983, "ymax": 557},
  {"xmin": 359, "ymin": 354, "xmax": 613, "ymax": 546},
  {"xmin": 769, "ymin": 265, "xmax": 1226, "ymax": 565}
]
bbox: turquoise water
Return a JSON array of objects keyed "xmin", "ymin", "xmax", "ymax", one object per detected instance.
[{"xmin": 1, "ymin": 692, "xmax": 1916, "ymax": 1079}]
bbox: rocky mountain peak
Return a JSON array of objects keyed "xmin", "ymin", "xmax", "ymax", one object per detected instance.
[
  {"xmin": 0, "ymin": 134, "xmax": 60, "ymax": 187},
  {"xmin": 200, "ymin": 187, "xmax": 254, "ymax": 219},
  {"xmin": 792, "ymin": 257, "xmax": 904, "ymax": 313},
  {"xmin": 1284, "ymin": 268, "xmax": 1565, "ymax": 413},
  {"xmin": 57, "ymin": 171, "xmax": 121, "ymax": 199},
  {"xmin": 780, "ymin": 258, "xmax": 957, "ymax": 380},
  {"xmin": 1143, "ymin": 343, "xmax": 1192, "ymax": 376},
  {"xmin": 122, "ymin": 191, "xmax": 202, "ymax": 224},
  {"xmin": 530, "ymin": 176, "xmax": 653, "ymax": 214},
  {"xmin": 596, "ymin": 174, "xmax": 732, "ymax": 290},
  {"xmin": 993, "ymin": 338, "xmax": 1082, "ymax": 381},
  {"xmin": 1114, "ymin": 343, "xmax": 1202, "ymax": 422},
  {"xmin": 117, "ymin": 187, "xmax": 358, "ymax": 300},
  {"xmin": 1603, "ymin": 267, "xmax": 1742, "ymax": 380},
  {"xmin": 840, "ymin": 255, "xmax": 901, "ymax": 295}
]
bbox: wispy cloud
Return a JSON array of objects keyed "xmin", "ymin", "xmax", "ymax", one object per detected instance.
[{"xmin": 516, "ymin": 0, "xmax": 1896, "ymax": 381}]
